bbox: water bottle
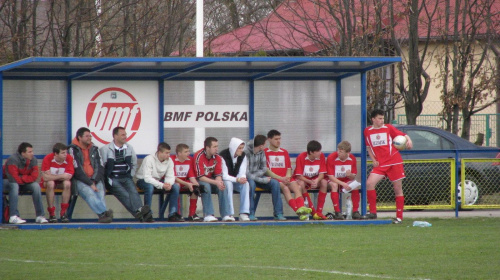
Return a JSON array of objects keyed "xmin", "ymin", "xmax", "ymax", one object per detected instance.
[
  {"xmin": 412, "ymin": 221, "xmax": 432, "ymax": 227},
  {"xmin": 345, "ymin": 194, "xmax": 353, "ymax": 220},
  {"xmin": 304, "ymin": 199, "xmax": 310, "ymax": 220}
]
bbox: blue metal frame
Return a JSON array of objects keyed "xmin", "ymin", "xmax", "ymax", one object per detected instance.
[
  {"xmin": 360, "ymin": 72, "xmax": 368, "ymax": 216},
  {"xmin": 336, "ymin": 79, "xmax": 342, "ymax": 145},
  {"xmin": 159, "ymin": 81, "xmax": 165, "ymax": 142},
  {"xmin": 249, "ymin": 81, "xmax": 255, "ymax": 139},
  {"xmin": 67, "ymin": 79, "xmax": 72, "ymax": 143}
]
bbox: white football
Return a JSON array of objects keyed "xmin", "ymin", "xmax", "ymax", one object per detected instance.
[{"xmin": 393, "ymin": 135, "xmax": 407, "ymax": 150}]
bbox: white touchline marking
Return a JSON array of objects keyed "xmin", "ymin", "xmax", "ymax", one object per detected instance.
[{"xmin": 0, "ymin": 258, "xmax": 431, "ymax": 280}]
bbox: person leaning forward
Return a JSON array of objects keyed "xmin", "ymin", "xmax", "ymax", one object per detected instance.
[
  {"xmin": 68, "ymin": 127, "xmax": 113, "ymax": 223},
  {"xmin": 100, "ymin": 126, "xmax": 153, "ymax": 222}
]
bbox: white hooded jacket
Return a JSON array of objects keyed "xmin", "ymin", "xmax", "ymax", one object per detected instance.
[{"xmin": 221, "ymin": 137, "xmax": 247, "ymax": 183}]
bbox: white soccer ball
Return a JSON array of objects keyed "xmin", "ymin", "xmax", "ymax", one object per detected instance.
[
  {"xmin": 457, "ymin": 180, "xmax": 479, "ymax": 206},
  {"xmin": 393, "ymin": 135, "xmax": 407, "ymax": 150}
]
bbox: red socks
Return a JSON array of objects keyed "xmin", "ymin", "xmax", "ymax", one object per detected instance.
[
  {"xmin": 48, "ymin": 206, "xmax": 56, "ymax": 217},
  {"xmin": 288, "ymin": 199, "xmax": 298, "ymax": 211},
  {"xmin": 60, "ymin": 203, "xmax": 69, "ymax": 216},
  {"xmin": 351, "ymin": 190, "xmax": 360, "ymax": 212},
  {"xmin": 367, "ymin": 189, "xmax": 377, "ymax": 214},
  {"xmin": 330, "ymin": 192, "xmax": 340, "ymax": 212},
  {"xmin": 317, "ymin": 191, "xmax": 327, "ymax": 213},
  {"xmin": 189, "ymin": 198, "xmax": 197, "ymax": 216},
  {"xmin": 295, "ymin": 196, "xmax": 305, "ymax": 208},
  {"xmin": 395, "ymin": 196, "xmax": 404, "ymax": 220}
]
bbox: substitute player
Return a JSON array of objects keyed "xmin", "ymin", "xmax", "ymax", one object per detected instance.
[
  {"xmin": 265, "ymin": 129, "xmax": 311, "ymax": 219},
  {"xmin": 41, "ymin": 143, "xmax": 74, "ymax": 223},
  {"xmin": 293, "ymin": 140, "xmax": 328, "ymax": 220},
  {"xmin": 171, "ymin": 143, "xmax": 202, "ymax": 221},
  {"xmin": 364, "ymin": 109, "xmax": 413, "ymax": 224},
  {"xmin": 326, "ymin": 140, "xmax": 361, "ymax": 220}
]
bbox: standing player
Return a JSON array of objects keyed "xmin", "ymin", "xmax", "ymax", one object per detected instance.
[
  {"xmin": 40, "ymin": 143, "xmax": 74, "ymax": 223},
  {"xmin": 265, "ymin": 130, "xmax": 311, "ymax": 219},
  {"xmin": 364, "ymin": 109, "xmax": 413, "ymax": 223},
  {"xmin": 172, "ymin": 143, "xmax": 202, "ymax": 221},
  {"xmin": 326, "ymin": 141, "xmax": 361, "ymax": 220},
  {"xmin": 293, "ymin": 140, "xmax": 328, "ymax": 220}
]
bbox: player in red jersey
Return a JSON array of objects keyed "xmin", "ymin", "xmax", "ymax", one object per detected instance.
[
  {"xmin": 171, "ymin": 143, "xmax": 201, "ymax": 221},
  {"xmin": 293, "ymin": 140, "xmax": 328, "ymax": 220},
  {"xmin": 364, "ymin": 109, "xmax": 413, "ymax": 224},
  {"xmin": 265, "ymin": 130, "xmax": 311, "ymax": 220},
  {"xmin": 326, "ymin": 141, "xmax": 361, "ymax": 220},
  {"xmin": 194, "ymin": 137, "xmax": 228, "ymax": 222},
  {"xmin": 40, "ymin": 143, "xmax": 74, "ymax": 223}
]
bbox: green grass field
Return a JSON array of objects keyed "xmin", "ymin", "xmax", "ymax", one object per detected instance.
[{"xmin": 1, "ymin": 217, "xmax": 499, "ymax": 279}]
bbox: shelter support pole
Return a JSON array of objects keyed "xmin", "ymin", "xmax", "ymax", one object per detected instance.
[{"xmin": 360, "ymin": 72, "xmax": 368, "ymax": 216}]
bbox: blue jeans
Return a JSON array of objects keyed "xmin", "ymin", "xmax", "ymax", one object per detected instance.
[
  {"xmin": 249, "ymin": 178, "xmax": 283, "ymax": 216},
  {"xmin": 136, "ymin": 179, "xmax": 180, "ymax": 217},
  {"xmin": 108, "ymin": 177, "xmax": 143, "ymax": 216},
  {"xmin": 76, "ymin": 180, "xmax": 107, "ymax": 215},
  {"xmin": 224, "ymin": 180, "xmax": 250, "ymax": 216},
  {"xmin": 6, "ymin": 180, "xmax": 45, "ymax": 217},
  {"xmin": 199, "ymin": 181, "xmax": 229, "ymax": 217}
]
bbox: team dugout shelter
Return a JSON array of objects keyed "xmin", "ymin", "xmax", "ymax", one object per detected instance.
[{"xmin": 0, "ymin": 56, "xmax": 401, "ymax": 216}]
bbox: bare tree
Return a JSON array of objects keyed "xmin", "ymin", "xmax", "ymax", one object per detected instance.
[{"xmin": 435, "ymin": 0, "xmax": 499, "ymax": 140}]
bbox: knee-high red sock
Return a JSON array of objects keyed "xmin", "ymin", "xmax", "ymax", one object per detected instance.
[
  {"xmin": 60, "ymin": 203, "xmax": 69, "ymax": 216},
  {"xmin": 302, "ymin": 193, "xmax": 316, "ymax": 214},
  {"xmin": 316, "ymin": 191, "xmax": 327, "ymax": 214},
  {"xmin": 288, "ymin": 199, "xmax": 298, "ymax": 211},
  {"xmin": 367, "ymin": 190, "xmax": 377, "ymax": 214},
  {"xmin": 189, "ymin": 198, "xmax": 197, "ymax": 216},
  {"xmin": 351, "ymin": 190, "xmax": 360, "ymax": 212},
  {"xmin": 48, "ymin": 206, "xmax": 56, "ymax": 217},
  {"xmin": 295, "ymin": 196, "xmax": 305, "ymax": 208},
  {"xmin": 330, "ymin": 192, "xmax": 340, "ymax": 212},
  {"xmin": 395, "ymin": 196, "xmax": 404, "ymax": 220}
]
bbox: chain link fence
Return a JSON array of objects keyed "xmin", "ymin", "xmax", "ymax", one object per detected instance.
[
  {"xmin": 366, "ymin": 158, "xmax": 500, "ymax": 210},
  {"xmin": 459, "ymin": 158, "xmax": 500, "ymax": 209},
  {"xmin": 369, "ymin": 159, "xmax": 456, "ymax": 210}
]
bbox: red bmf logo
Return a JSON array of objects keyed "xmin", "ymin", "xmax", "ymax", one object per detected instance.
[{"xmin": 86, "ymin": 87, "xmax": 142, "ymax": 144}]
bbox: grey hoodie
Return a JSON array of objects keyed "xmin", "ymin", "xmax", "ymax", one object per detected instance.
[{"xmin": 244, "ymin": 138, "xmax": 269, "ymax": 184}]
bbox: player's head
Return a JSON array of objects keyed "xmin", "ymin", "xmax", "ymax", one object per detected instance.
[
  {"xmin": 267, "ymin": 129, "xmax": 281, "ymax": 148},
  {"xmin": 18, "ymin": 142, "xmax": 34, "ymax": 160},
  {"xmin": 156, "ymin": 142, "xmax": 171, "ymax": 161},
  {"xmin": 254, "ymin": 134, "xmax": 267, "ymax": 147},
  {"xmin": 157, "ymin": 142, "xmax": 171, "ymax": 153},
  {"xmin": 53, "ymin": 143, "xmax": 68, "ymax": 161},
  {"xmin": 370, "ymin": 109, "xmax": 385, "ymax": 127},
  {"xmin": 204, "ymin": 137, "xmax": 219, "ymax": 156},
  {"xmin": 337, "ymin": 141, "xmax": 351, "ymax": 160},
  {"xmin": 76, "ymin": 127, "xmax": 92, "ymax": 146},
  {"xmin": 337, "ymin": 141, "xmax": 351, "ymax": 153},
  {"xmin": 176, "ymin": 143, "xmax": 190, "ymax": 160},
  {"xmin": 52, "ymin": 143, "xmax": 68, "ymax": 154},
  {"xmin": 176, "ymin": 143, "xmax": 189, "ymax": 154},
  {"xmin": 112, "ymin": 126, "xmax": 127, "ymax": 145},
  {"xmin": 307, "ymin": 140, "xmax": 322, "ymax": 154}
]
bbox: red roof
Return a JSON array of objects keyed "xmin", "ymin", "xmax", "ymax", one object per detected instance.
[{"xmin": 187, "ymin": 0, "xmax": 499, "ymax": 56}]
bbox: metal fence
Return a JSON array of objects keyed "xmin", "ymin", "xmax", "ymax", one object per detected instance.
[
  {"xmin": 365, "ymin": 158, "xmax": 500, "ymax": 210},
  {"xmin": 396, "ymin": 114, "xmax": 499, "ymax": 147},
  {"xmin": 369, "ymin": 159, "xmax": 456, "ymax": 210},
  {"xmin": 460, "ymin": 158, "xmax": 500, "ymax": 209}
]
